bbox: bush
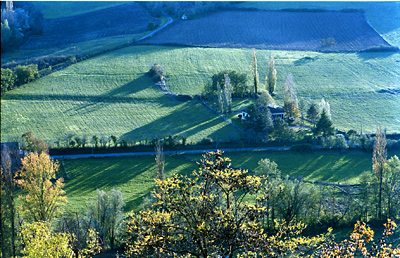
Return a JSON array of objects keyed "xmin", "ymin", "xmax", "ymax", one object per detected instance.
[
  {"xmin": 148, "ymin": 62, "xmax": 166, "ymax": 82},
  {"xmin": 291, "ymin": 143, "xmax": 314, "ymax": 152},
  {"xmin": 14, "ymin": 64, "xmax": 38, "ymax": 86},
  {"xmin": 147, "ymin": 21, "xmax": 157, "ymax": 30},
  {"xmin": 322, "ymin": 135, "xmax": 348, "ymax": 150},
  {"xmin": 1, "ymin": 68, "xmax": 15, "ymax": 93},
  {"xmin": 199, "ymin": 137, "xmax": 213, "ymax": 145}
]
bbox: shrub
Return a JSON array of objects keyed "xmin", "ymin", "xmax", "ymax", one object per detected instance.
[
  {"xmin": 14, "ymin": 64, "xmax": 38, "ymax": 86},
  {"xmin": 322, "ymin": 135, "xmax": 348, "ymax": 150},
  {"xmin": 1, "ymin": 68, "xmax": 15, "ymax": 93},
  {"xmin": 148, "ymin": 62, "xmax": 166, "ymax": 82},
  {"xmin": 291, "ymin": 143, "xmax": 314, "ymax": 152},
  {"xmin": 199, "ymin": 137, "xmax": 213, "ymax": 145}
]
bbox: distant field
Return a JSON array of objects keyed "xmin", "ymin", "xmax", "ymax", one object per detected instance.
[
  {"xmin": 1, "ymin": 46, "xmax": 399, "ymax": 141},
  {"xmin": 143, "ymin": 10, "xmax": 391, "ymax": 52},
  {"xmin": 21, "ymin": 3, "xmax": 158, "ymax": 51},
  {"xmin": 237, "ymin": 1, "xmax": 400, "ymax": 47},
  {"xmin": 31, "ymin": 1, "xmax": 127, "ymax": 19},
  {"xmin": 1, "ymin": 46, "xmax": 243, "ymax": 144},
  {"xmin": 59, "ymin": 149, "xmax": 400, "ymax": 212}
]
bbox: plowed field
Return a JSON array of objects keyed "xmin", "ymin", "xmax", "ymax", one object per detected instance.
[{"xmin": 143, "ymin": 10, "xmax": 392, "ymax": 52}]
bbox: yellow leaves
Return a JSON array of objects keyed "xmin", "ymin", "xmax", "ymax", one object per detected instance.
[
  {"xmin": 19, "ymin": 221, "xmax": 71, "ymax": 258},
  {"xmin": 16, "ymin": 152, "xmax": 66, "ymax": 222}
]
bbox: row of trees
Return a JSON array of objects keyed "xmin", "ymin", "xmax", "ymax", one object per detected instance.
[
  {"xmin": 2, "ymin": 132, "xmax": 399, "ymax": 257},
  {"xmin": 1, "ymin": 65, "xmax": 39, "ymax": 94}
]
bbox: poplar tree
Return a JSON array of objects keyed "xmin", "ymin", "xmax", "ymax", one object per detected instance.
[
  {"xmin": 224, "ymin": 74, "xmax": 232, "ymax": 113},
  {"xmin": 372, "ymin": 126, "xmax": 387, "ymax": 219},
  {"xmin": 267, "ymin": 56, "xmax": 277, "ymax": 95},
  {"xmin": 283, "ymin": 74, "xmax": 299, "ymax": 119},
  {"xmin": 251, "ymin": 49, "xmax": 259, "ymax": 95}
]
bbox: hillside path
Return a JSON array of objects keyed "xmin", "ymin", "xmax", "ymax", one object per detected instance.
[{"xmin": 138, "ymin": 10, "xmax": 174, "ymax": 41}]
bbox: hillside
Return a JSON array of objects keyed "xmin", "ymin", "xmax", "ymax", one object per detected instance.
[
  {"xmin": 142, "ymin": 10, "xmax": 393, "ymax": 52},
  {"xmin": 21, "ymin": 3, "xmax": 158, "ymax": 50},
  {"xmin": 2, "ymin": 45, "xmax": 399, "ymax": 141}
]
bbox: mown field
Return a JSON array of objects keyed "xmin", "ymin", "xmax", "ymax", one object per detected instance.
[
  {"xmin": 143, "ymin": 10, "xmax": 391, "ymax": 52},
  {"xmin": 237, "ymin": 1, "xmax": 400, "ymax": 47},
  {"xmin": 59, "ymin": 149, "xmax": 400, "ymax": 212},
  {"xmin": 2, "ymin": 45, "xmax": 399, "ymax": 143}
]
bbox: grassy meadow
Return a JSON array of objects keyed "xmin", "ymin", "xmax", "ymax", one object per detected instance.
[
  {"xmin": 59, "ymin": 149, "xmax": 400, "ymax": 212},
  {"xmin": 2, "ymin": 45, "xmax": 398, "ymax": 143},
  {"xmin": 1, "ymin": 46, "xmax": 245, "ymax": 143}
]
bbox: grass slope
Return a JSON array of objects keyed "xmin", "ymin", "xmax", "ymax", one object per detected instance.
[
  {"xmin": 143, "ymin": 10, "xmax": 391, "ymax": 52},
  {"xmin": 2, "ymin": 46, "xmax": 399, "ymax": 140},
  {"xmin": 22, "ymin": 3, "xmax": 158, "ymax": 51},
  {"xmin": 1, "ymin": 46, "xmax": 242, "ymax": 143},
  {"xmin": 60, "ymin": 150, "xmax": 400, "ymax": 212},
  {"xmin": 61, "ymin": 155, "xmax": 197, "ymax": 213}
]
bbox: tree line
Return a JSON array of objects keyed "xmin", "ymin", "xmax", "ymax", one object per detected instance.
[{"xmin": 1, "ymin": 128, "xmax": 399, "ymax": 257}]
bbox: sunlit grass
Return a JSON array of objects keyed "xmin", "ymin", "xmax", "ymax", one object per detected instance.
[{"xmin": 60, "ymin": 150, "xmax": 400, "ymax": 212}]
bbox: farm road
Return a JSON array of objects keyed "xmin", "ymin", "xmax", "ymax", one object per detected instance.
[
  {"xmin": 138, "ymin": 10, "xmax": 174, "ymax": 41},
  {"xmin": 50, "ymin": 146, "xmax": 298, "ymax": 159}
]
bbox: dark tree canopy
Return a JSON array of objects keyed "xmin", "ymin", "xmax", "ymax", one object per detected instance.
[
  {"xmin": 315, "ymin": 109, "xmax": 334, "ymax": 136},
  {"xmin": 204, "ymin": 70, "xmax": 248, "ymax": 98}
]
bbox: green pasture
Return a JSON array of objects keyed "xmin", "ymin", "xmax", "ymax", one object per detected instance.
[
  {"xmin": 1, "ymin": 46, "xmax": 244, "ymax": 144},
  {"xmin": 2, "ymin": 45, "xmax": 399, "ymax": 143},
  {"xmin": 60, "ymin": 155, "xmax": 197, "ymax": 213},
  {"xmin": 31, "ymin": 2, "xmax": 126, "ymax": 19},
  {"xmin": 238, "ymin": 1, "xmax": 400, "ymax": 47},
  {"xmin": 59, "ymin": 150, "xmax": 400, "ymax": 212}
]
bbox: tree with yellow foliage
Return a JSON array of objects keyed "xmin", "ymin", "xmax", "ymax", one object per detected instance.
[
  {"xmin": 124, "ymin": 151, "xmax": 328, "ymax": 257},
  {"xmin": 317, "ymin": 219, "xmax": 400, "ymax": 257},
  {"xmin": 16, "ymin": 152, "xmax": 67, "ymax": 222}
]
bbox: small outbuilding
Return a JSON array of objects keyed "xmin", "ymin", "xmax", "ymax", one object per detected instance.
[{"xmin": 181, "ymin": 14, "xmax": 188, "ymax": 20}]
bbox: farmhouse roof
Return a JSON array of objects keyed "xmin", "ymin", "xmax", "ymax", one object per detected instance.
[{"xmin": 267, "ymin": 106, "xmax": 285, "ymax": 114}]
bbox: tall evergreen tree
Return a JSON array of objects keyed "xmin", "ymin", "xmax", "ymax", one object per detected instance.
[
  {"xmin": 315, "ymin": 109, "xmax": 334, "ymax": 136},
  {"xmin": 307, "ymin": 103, "xmax": 319, "ymax": 127}
]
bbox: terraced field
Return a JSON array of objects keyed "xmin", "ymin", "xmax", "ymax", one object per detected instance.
[
  {"xmin": 143, "ymin": 10, "xmax": 392, "ymax": 52},
  {"xmin": 2, "ymin": 45, "xmax": 399, "ymax": 143}
]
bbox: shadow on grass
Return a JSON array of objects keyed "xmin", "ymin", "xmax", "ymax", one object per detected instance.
[{"xmin": 120, "ymin": 98, "xmax": 242, "ymax": 142}]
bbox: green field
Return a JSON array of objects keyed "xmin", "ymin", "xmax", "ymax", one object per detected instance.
[
  {"xmin": 1, "ymin": 46, "xmax": 244, "ymax": 144},
  {"xmin": 59, "ymin": 149, "xmax": 400, "ymax": 213},
  {"xmin": 2, "ymin": 45, "xmax": 399, "ymax": 143}
]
